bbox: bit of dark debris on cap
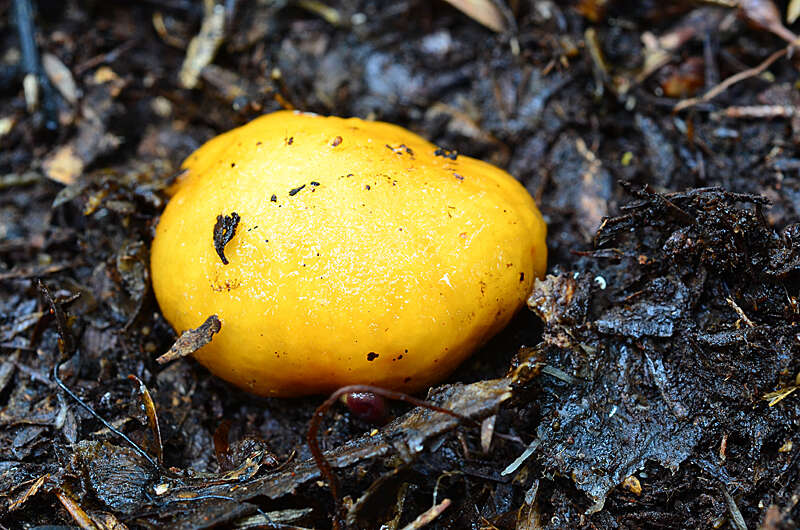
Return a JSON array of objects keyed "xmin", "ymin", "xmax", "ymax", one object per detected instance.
[
  {"xmin": 213, "ymin": 212, "xmax": 240, "ymax": 265},
  {"xmin": 289, "ymin": 184, "xmax": 306, "ymax": 196},
  {"xmin": 435, "ymin": 148, "xmax": 458, "ymax": 160},
  {"xmin": 385, "ymin": 143, "xmax": 414, "ymax": 156}
]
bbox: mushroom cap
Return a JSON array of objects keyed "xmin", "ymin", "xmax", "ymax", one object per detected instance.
[{"xmin": 151, "ymin": 111, "xmax": 547, "ymax": 396}]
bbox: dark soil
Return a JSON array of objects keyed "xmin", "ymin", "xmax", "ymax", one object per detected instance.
[{"xmin": 1, "ymin": 1, "xmax": 799, "ymax": 528}]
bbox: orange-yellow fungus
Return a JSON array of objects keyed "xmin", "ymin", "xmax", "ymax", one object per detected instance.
[{"xmin": 150, "ymin": 111, "xmax": 546, "ymax": 396}]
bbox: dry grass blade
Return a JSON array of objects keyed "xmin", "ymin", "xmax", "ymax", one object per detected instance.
[
  {"xmin": 442, "ymin": 0, "xmax": 506, "ymax": 33},
  {"xmin": 501, "ymin": 439, "xmax": 540, "ymax": 476},
  {"xmin": 7, "ymin": 474, "xmax": 48, "ymax": 511},
  {"xmin": 762, "ymin": 385, "xmax": 798, "ymax": 406}
]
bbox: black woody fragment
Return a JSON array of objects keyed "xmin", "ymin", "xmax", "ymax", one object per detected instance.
[
  {"xmin": 213, "ymin": 212, "xmax": 240, "ymax": 265},
  {"xmin": 434, "ymin": 147, "xmax": 458, "ymax": 160}
]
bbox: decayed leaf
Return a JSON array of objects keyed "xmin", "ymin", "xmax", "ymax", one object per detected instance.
[
  {"xmin": 42, "ymin": 72, "xmax": 125, "ymax": 185},
  {"xmin": 43, "ymin": 145, "xmax": 84, "ymax": 185},
  {"xmin": 132, "ymin": 378, "xmax": 511, "ymax": 528},
  {"xmin": 74, "ymin": 441, "xmax": 156, "ymax": 515}
]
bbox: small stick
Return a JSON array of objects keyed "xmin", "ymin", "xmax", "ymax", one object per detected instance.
[
  {"xmin": 156, "ymin": 315, "xmax": 221, "ymax": 364},
  {"xmin": 400, "ymin": 498, "xmax": 452, "ymax": 530},
  {"xmin": 726, "ymin": 296, "xmax": 755, "ymax": 328},
  {"xmin": 674, "ymin": 46, "xmax": 788, "ymax": 112}
]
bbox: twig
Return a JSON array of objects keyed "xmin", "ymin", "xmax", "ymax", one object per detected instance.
[
  {"xmin": 37, "ymin": 280, "xmax": 75, "ymax": 356},
  {"xmin": 55, "ymin": 490, "xmax": 99, "ymax": 530},
  {"xmin": 74, "ymin": 38, "xmax": 138, "ymax": 76},
  {"xmin": 179, "ymin": 0, "xmax": 226, "ymax": 89},
  {"xmin": 674, "ymin": 46, "xmax": 788, "ymax": 112},
  {"xmin": 400, "ymin": 498, "xmax": 452, "ymax": 530},
  {"xmin": 726, "ymin": 296, "xmax": 755, "ymax": 327}
]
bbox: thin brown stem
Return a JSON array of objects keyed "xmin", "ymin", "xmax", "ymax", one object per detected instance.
[{"xmin": 674, "ymin": 47, "xmax": 788, "ymax": 112}]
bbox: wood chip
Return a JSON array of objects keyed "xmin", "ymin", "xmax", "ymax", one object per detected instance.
[{"xmin": 156, "ymin": 315, "xmax": 221, "ymax": 364}]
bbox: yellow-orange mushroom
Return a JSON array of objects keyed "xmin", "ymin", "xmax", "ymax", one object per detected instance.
[{"xmin": 150, "ymin": 111, "xmax": 546, "ymax": 396}]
